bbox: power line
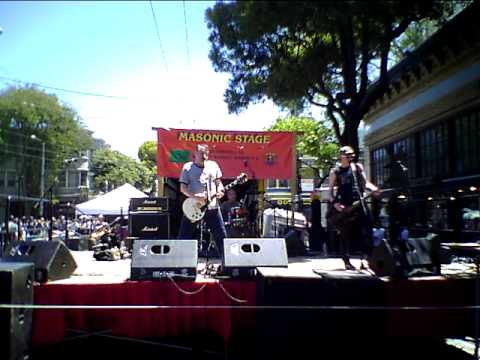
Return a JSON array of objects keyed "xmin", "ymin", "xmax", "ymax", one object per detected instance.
[
  {"xmin": 0, "ymin": 129, "xmax": 73, "ymax": 157},
  {"xmin": 182, "ymin": 0, "xmax": 191, "ymax": 67},
  {"xmin": 0, "ymin": 148, "xmax": 56, "ymax": 162},
  {"xmin": 0, "ymin": 75, "xmax": 128, "ymax": 100},
  {"xmin": 148, "ymin": 0, "xmax": 169, "ymax": 72}
]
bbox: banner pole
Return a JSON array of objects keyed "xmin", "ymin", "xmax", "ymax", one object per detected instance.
[{"xmin": 291, "ymin": 133, "xmax": 297, "ymax": 227}]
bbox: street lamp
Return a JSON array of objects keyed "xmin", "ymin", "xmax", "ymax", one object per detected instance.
[{"xmin": 31, "ymin": 134, "xmax": 46, "ymax": 217}]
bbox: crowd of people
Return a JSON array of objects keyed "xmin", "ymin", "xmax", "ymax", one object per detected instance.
[{"xmin": 0, "ymin": 213, "xmax": 127, "ymax": 256}]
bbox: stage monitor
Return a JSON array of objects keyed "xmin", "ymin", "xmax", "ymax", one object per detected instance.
[
  {"xmin": 130, "ymin": 239, "xmax": 198, "ymax": 280},
  {"xmin": 223, "ymin": 238, "xmax": 288, "ymax": 277}
]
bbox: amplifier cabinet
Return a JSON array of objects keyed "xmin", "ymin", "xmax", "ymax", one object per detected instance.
[{"xmin": 129, "ymin": 212, "xmax": 170, "ymax": 239}]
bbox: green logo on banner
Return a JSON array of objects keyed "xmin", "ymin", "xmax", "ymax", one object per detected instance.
[{"xmin": 169, "ymin": 149, "xmax": 190, "ymax": 163}]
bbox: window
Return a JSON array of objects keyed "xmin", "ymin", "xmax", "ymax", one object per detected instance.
[
  {"xmin": 266, "ymin": 179, "xmax": 290, "ymax": 189},
  {"xmin": 392, "ymin": 136, "xmax": 416, "ymax": 179},
  {"xmin": 58, "ymin": 171, "xmax": 67, "ymax": 187},
  {"xmin": 455, "ymin": 109, "xmax": 480, "ymax": 175},
  {"xmin": 0, "ymin": 171, "xmax": 5, "ymax": 189},
  {"xmin": 80, "ymin": 171, "xmax": 88, "ymax": 187},
  {"xmin": 419, "ymin": 122, "xmax": 448, "ymax": 178},
  {"xmin": 68, "ymin": 171, "xmax": 79, "ymax": 188},
  {"xmin": 371, "ymin": 147, "xmax": 388, "ymax": 186},
  {"xmin": 6, "ymin": 171, "xmax": 16, "ymax": 188}
]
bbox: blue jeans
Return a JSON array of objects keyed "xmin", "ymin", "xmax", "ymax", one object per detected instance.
[{"xmin": 178, "ymin": 207, "xmax": 227, "ymax": 262}]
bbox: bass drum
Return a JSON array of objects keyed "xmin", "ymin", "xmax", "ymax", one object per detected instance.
[{"xmin": 229, "ymin": 206, "xmax": 249, "ymax": 227}]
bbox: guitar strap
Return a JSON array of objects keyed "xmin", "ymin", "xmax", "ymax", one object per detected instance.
[{"xmin": 351, "ymin": 162, "xmax": 368, "ymax": 214}]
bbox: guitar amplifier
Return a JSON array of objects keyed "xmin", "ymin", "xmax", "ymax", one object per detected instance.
[
  {"xmin": 129, "ymin": 212, "xmax": 170, "ymax": 239},
  {"xmin": 129, "ymin": 197, "xmax": 170, "ymax": 212}
]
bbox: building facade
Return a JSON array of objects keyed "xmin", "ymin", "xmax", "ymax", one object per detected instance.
[{"xmin": 363, "ymin": 2, "xmax": 480, "ymax": 243}]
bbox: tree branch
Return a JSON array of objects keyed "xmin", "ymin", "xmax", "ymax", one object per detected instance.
[
  {"xmin": 338, "ymin": 16, "xmax": 357, "ymax": 99},
  {"xmin": 358, "ymin": 18, "xmax": 371, "ymax": 99},
  {"xmin": 326, "ymin": 103, "xmax": 342, "ymax": 143}
]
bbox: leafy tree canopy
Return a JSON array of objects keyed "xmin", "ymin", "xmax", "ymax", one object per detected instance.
[
  {"xmin": 206, "ymin": 1, "xmax": 465, "ymax": 152},
  {"xmin": 138, "ymin": 140, "xmax": 157, "ymax": 168},
  {"xmin": 268, "ymin": 116, "xmax": 339, "ymax": 173},
  {"xmin": 0, "ymin": 85, "xmax": 94, "ymax": 196},
  {"xmin": 91, "ymin": 148, "xmax": 154, "ymax": 193}
]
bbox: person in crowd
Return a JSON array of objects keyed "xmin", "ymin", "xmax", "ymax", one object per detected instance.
[
  {"xmin": 327, "ymin": 146, "xmax": 380, "ymax": 270},
  {"xmin": 177, "ymin": 144, "xmax": 227, "ymax": 265}
]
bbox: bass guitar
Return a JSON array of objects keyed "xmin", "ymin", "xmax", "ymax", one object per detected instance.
[
  {"xmin": 182, "ymin": 173, "xmax": 248, "ymax": 223},
  {"xmin": 326, "ymin": 188, "xmax": 391, "ymax": 228}
]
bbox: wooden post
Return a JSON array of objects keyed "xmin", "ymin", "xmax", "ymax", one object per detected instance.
[
  {"xmin": 291, "ymin": 134, "xmax": 297, "ymax": 227},
  {"xmin": 158, "ymin": 176, "xmax": 165, "ymax": 197}
]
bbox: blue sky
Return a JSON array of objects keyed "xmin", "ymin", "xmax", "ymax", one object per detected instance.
[{"xmin": 0, "ymin": 1, "xmax": 285, "ymax": 159}]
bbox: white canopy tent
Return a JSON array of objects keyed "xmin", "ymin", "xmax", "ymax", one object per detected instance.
[{"xmin": 75, "ymin": 183, "xmax": 147, "ymax": 216}]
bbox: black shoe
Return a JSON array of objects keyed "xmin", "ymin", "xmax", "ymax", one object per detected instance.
[
  {"xmin": 343, "ymin": 257, "xmax": 356, "ymax": 271},
  {"xmin": 360, "ymin": 260, "xmax": 368, "ymax": 270}
]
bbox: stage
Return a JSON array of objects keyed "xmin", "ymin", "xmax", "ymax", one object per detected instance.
[{"xmin": 30, "ymin": 250, "xmax": 479, "ymax": 359}]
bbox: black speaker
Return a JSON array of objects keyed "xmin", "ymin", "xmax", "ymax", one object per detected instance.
[
  {"xmin": 403, "ymin": 233, "xmax": 440, "ymax": 274},
  {"xmin": 0, "ymin": 262, "xmax": 34, "ymax": 360},
  {"xmin": 130, "ymin": 239, "xmax": 198, "ymax": 280},
  {"xmin": 368, "ymin": 239, "xmax": 401, "ymax": 277},
  {"xmin": 284, "ymin": 229, "xmax": 306, "ymax": 257},
  {"xmin": 223, "ymin": 238, "xmax": 288, "ymax": 277},
  {"xmin": 5, "ymin": 241, "xmax": 77, "ymax": 283},
  {"xmin": 129, "ymin": 212, "xmax": 170, "ymax": 239},
  {"xmin": 65, "ymin": 235, "xmax": 89, "ymax": 251}
]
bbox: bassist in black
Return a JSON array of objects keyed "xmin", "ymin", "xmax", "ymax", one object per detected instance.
[{"xmin": 327, "ymin": 146, "xmax": 380, "ymax": 270}]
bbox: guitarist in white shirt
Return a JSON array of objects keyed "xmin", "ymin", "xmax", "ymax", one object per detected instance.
[
  {"xmin": 178, "ymin": 144, "xmax": 227, "ymax": 265},
  {"xmin": 327, "ymin": 146, "xmax": 380, "ymax": 270}
]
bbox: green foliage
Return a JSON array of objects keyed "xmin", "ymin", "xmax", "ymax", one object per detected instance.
[
  {"xmin": 138, "ymin": 140, "xmax": 157, "ymax": 168},
  {"xmin": 268, "ymin": 116, "xmax": 339, "ymax": 172},
  {"xmin": 391, "ymin": 2, "xmax": 471, "ymax": 63},
  {"xmin": 206, "ymin": 1, "xmax": 463, "ymax": 151},
  {"xmin": 0, "ymin": 85, "xmax": 94, "ymax": 196},
  {"xmin": 91, "ymin": 148, "xmax": 154, "ymax": 193}
]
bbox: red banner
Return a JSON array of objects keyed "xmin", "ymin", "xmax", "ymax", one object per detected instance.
[{"xmin": 156, "ymin": 128, "xmax": 295, "ymax": 179}]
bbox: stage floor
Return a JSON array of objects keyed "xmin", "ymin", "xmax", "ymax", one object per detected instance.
[{"xmin": 53, "ymin": 250, "xmax": 478, "ymax": 284}]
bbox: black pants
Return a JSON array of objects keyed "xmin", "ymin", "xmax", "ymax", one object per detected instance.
[
  {"xmin": 335, "ymin": 208, "xmax": 373, "ymax": 258},
  {"xmin": 178, "ymin": 207, "xmax": 227, "ymax": 263}
]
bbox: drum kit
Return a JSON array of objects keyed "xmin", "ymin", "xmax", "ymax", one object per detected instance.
[{"xmin": 225, "ymin": 205, "xmax": 255, "ymax": 237}]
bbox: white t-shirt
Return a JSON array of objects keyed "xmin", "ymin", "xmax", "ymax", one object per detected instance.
[{"xmin": 180, "ymin": 160, "xmax": 222, "ymax": 209}]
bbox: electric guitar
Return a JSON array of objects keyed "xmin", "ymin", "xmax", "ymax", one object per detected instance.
[
  {"xmin": 182, "ymin": 173, "xmax": 248, "ymax": 223},
  {"xmin": 326, "ymin": 188, "xmax": 391, "ymax": 228}
]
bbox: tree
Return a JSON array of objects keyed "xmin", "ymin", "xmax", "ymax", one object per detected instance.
[
  {"xmin": 268, "ymin": 116, "xmax": 339, "ymax": 170},
  {"xmin": 206, "ymin": 1, "xmax": 464, "ymax": 153},
  {"xmin": 391, "ymin": 2, "xmax": 470, "ymax": 63},
  {"xmin": 91, "ymin": 148, "xmax": 153, "ymax": 193},
  {"xmin": 138, "ymin": 140, "xmax": 158, "ymax": 195},
  {"xmin": 138, "ymin": 140, "xmax": 157, "ymax": 168},
  {"xmin": 0, "ymin": 85, "xmax": 94, "ymax": 197}
]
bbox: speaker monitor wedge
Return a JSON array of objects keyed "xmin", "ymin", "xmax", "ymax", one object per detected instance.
[
  {"xmin": 368, "ymin": 239, "xmax": 400, "ymax": 277},
  {"xmin": 0, "ymin": 262, "xmax": 34, "ymax": 360},
  {"xmin": 223, "ymin": 238, "xmax": 288, "ymax": 276},
  {"xmin": 4, "ymin": 241, "xmax": 77, "ymax": 283},
  {"xmin": 130, "ymin": 239, "xmax": 198, "ymax": 280}
]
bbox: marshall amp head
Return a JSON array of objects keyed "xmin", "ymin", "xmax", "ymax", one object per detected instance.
[
  {"xmin": 129, "ymin": 197, "xmax": 170, "ymax": 212},
  {"xmin": 129, "ymin": 212, "xmax": 170, "ymax": 239}
]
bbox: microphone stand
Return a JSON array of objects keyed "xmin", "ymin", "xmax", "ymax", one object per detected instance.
[{"xmin": 40, "ymin": 179, "xmax": 58, "ymax": 242}]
